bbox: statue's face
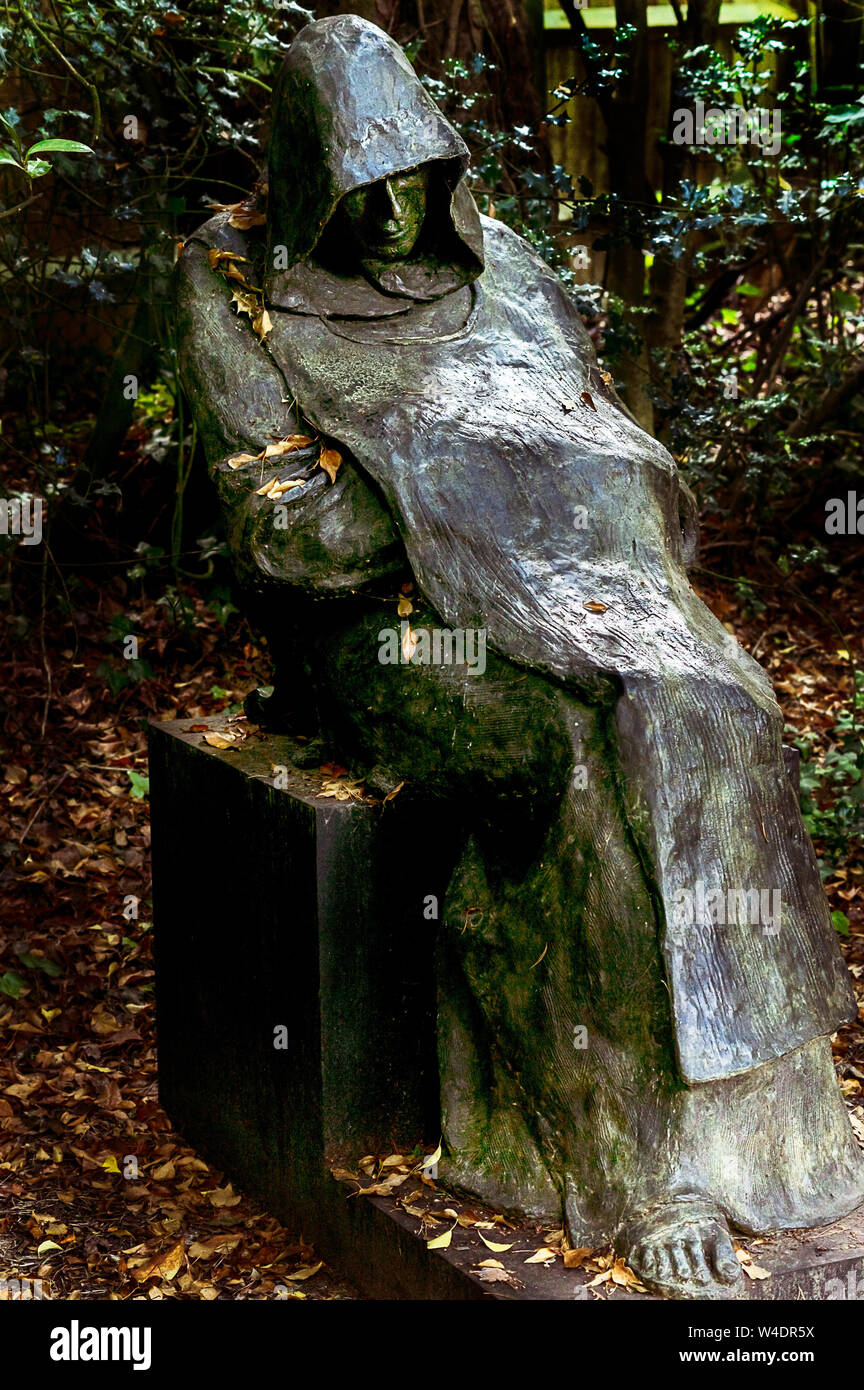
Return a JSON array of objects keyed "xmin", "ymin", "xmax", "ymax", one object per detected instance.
[{"xmin": 340, "ymin": 169, "xmax": 429, "ymax": 262}]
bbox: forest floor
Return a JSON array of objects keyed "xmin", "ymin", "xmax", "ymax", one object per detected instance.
[{"xmin": 1, "ymin": 549, "xmax": 862, "ymax": 1301}]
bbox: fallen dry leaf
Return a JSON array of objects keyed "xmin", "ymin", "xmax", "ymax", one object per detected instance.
[
  {"xmin": 263, "ymin": 436, "xmax": 315, "ymax": 458},
  {"xmin": 426, "ymin": 1226, "xmax": 454, "ymax": 1250},
  {"xmin": 563, "ymin": 1246, "xmax": 594, "ymax": 1269},
  {"xmin": 228, "ymin": 205, "xmax": 267, "ymax": 230},
  {"xmin": 289, "ymin": 1261, "xmax": 323, "ymax": 1281},
  {"xmin": 188, "ymin": 1233, "xmax": 242, "ymax": 1260},
  {"xmin": 207, "ymin": 1184, "xmax": 241, "ymax": 1208},
  {"xmin": 253, "ymin": 306, "xmax": 273, "ymax": 342},
  {"xmin": 477, "ymin": 1230, "xmax": 514, "ymax": 1253},
  {"xmin": 131, "ymin": 1240, "xmax": 185, "ymax": 1283},
  {"xmin": 319, "ymin": 447, "xmax": 342, "ymax": 483}
]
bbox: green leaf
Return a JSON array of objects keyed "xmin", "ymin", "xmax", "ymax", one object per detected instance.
[
  {"xmin": 126, "ymin": 770, "xmax": 150, "ymax": 800},
  {"xmin": 26, "ymin": 138, "xmax": 94, "ymax": 156},
  {"xmin": 0, "ymin": 149, "xmax": 23, "ymax": 169},
  {"xmin": 832, "ymin": 910, "xmax": 850, "ymax": 937},
  {"xmin": 0, "ymin": 970, "xmax": 25, "ymax": 999},
  {"xmin": 24, "ymin": 158, "xmax": 52, "ymax": 178},
  {"xmin": 15, "ymin": 951, "xmax": 63, "ymax": 978}
]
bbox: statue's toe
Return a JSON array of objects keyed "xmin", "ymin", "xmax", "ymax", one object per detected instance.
[{"xmin": 621, "ymin": 1200, "xmax": 742, "ymax": 1299}]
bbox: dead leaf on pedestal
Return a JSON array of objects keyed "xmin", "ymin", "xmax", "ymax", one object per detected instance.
[
  {"xmin": 563, "ymin": 1246, "xmax": 593, "ymax": 1269},
  {"xmin": 362, "ymin": 1172, "xmax": 409, "ymax": 1196},
  {"xmin": 477, "ymin": 1230, "xmax": 514, "ymax": 1253},
  {"xmin": 742, "ymin": 1263, "xmax": 771, "ymax": 1280},
  {"xmin": 203, "ymin": 732, "xmax": 236, "ymax": 750},
  {"xmin": 418, "ymin": 1143, "xmax": 442, "ymax": 1173},
  {"xmin": 427, "ymin": 1225, "xmax": 455, "ymax": 1250},
  {"xmin": 477, "ymin": 1266, "xmax": 521, "ymax": 1287},
  {"xmin": 319, "ymin": 776, "xmax": 365, "ymax": 802}
]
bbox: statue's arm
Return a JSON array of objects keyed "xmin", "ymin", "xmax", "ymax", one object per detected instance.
[{"xmin": 174, "ymin": 234, "xmax": 405, "ymax": 594}]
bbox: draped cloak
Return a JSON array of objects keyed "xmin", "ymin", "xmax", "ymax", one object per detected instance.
[{"xmin": 176, "ymin": 15, "xmax": 856, "ymax": 1086}]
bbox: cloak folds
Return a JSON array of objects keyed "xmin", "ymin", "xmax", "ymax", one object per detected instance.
[{"xmin": 176, "ymin": 15, "xmax": 856, "ymax": 1086}]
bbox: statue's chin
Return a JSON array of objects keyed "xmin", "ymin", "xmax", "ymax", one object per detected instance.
[{"xmin": 362, "ymin": 244, "xmax": 414, "ymax": 263}]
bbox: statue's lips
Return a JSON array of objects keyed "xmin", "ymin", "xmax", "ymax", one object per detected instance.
[{"xmin": 368, "ymin": 226, "xmax": 414, "ymax": 247}]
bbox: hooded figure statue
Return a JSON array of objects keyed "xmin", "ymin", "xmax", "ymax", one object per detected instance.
[{"xmin": 175, "ymin": 14, "xmax": 864, "ymax": 1297}]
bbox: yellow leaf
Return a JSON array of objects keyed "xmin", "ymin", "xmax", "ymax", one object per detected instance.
[
  {"xmin": 228, "ymin": 206, "xmax": 267, "ymax": 230},
  {"xmin": 419, "ymin": 1143, "xmax": 442, "ymax": 1172},
  {"xmin": 203, "ymin": 732, "xmax": 236, "ymax": 750},
  {"xmin": 477, "ymin": 1230, "xmax": 514, "ymax": 1253},
  {"xmin": 36, "ymin": 1240, "xmax": 62, "ymax": 1255},
  {"xmin": 263, "ymin": 435, "xmax": 314, "ymax": 457},
  {"xmin": 253, "ymin": 306, "xmax": 273, "ymax": 342},
  {"xmin": 402, "ymin": 625, "xmax": 418, "ymax": 662},
  {"xmin": 397, "ymin": 597, "xmax": 414, "ymax": 617},
  {"xmin": 207, "ymin": 1184, "xmax": 241, "ymax": 1208},
  {"xmin": 319, "ymin": 447, "xmax": 342, "ymax": 483},
  {"xmin": 231, "ymin": 287, "xmax": 257, "ymax": 318},
  {"xmin": 524, "ymin": 1247, "xmax": 558, "ymax": 1263},
  {"xmin": 743, "ymin": 1262, "xmax": 771, "ymax": 1280},
  {"xmin": 563, "ymin": 1247, "xmax": 593, "ymax": 1269},
  {"xmin": 583, "ymin": 600, "xmax": 608, "ymax": 613},
  {"xmin": 227, "ymin": 452, "xmax": 260, "ymax": 469},
  {"xmin": 427, "ymin": 1226, "xmax": 454, "ymax": 1250},
  {"xmin": 478, "ymin": 1259, "xmax": 504, "ymax": 1269},
  {"xmin": 778, "ymin": 175, "xmax": 791, "ymax": 191},
  {"xmin": 101, "ymin": 1156, "xmax": 120, "ymax": 1174},
  {"xmin": 289, "ymin": 1261, "xmax": 323, "ymax": 1281}
]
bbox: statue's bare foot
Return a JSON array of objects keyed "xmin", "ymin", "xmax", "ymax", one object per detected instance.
[{"xmin": 621, "ymin": 1200, "xmax": 742, "ymax": 1299}]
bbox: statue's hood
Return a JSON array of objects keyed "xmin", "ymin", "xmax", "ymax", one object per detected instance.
[{"xmin": 264, "ymin": 14, "xmax": 484, "ymax": 314}]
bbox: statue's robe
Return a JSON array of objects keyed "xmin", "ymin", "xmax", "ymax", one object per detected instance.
[{"xmin": 175, "ymin": 19, "xmax": 864, "ymax": 1242}]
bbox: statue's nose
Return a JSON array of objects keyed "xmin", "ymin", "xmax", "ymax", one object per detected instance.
[{"xmin": 384, "ymin": 179, "xmax": 403, "ymax": 218}]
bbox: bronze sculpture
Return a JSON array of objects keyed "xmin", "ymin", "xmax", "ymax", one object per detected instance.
[{"xmin": 175, "ymin": 15, "xmax": 864, "ymax": 1297}]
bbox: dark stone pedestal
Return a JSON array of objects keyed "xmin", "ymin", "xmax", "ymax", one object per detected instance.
[{"xmin": 149, "ymin": 716, "xmax": 864, "ymax": 1302}]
